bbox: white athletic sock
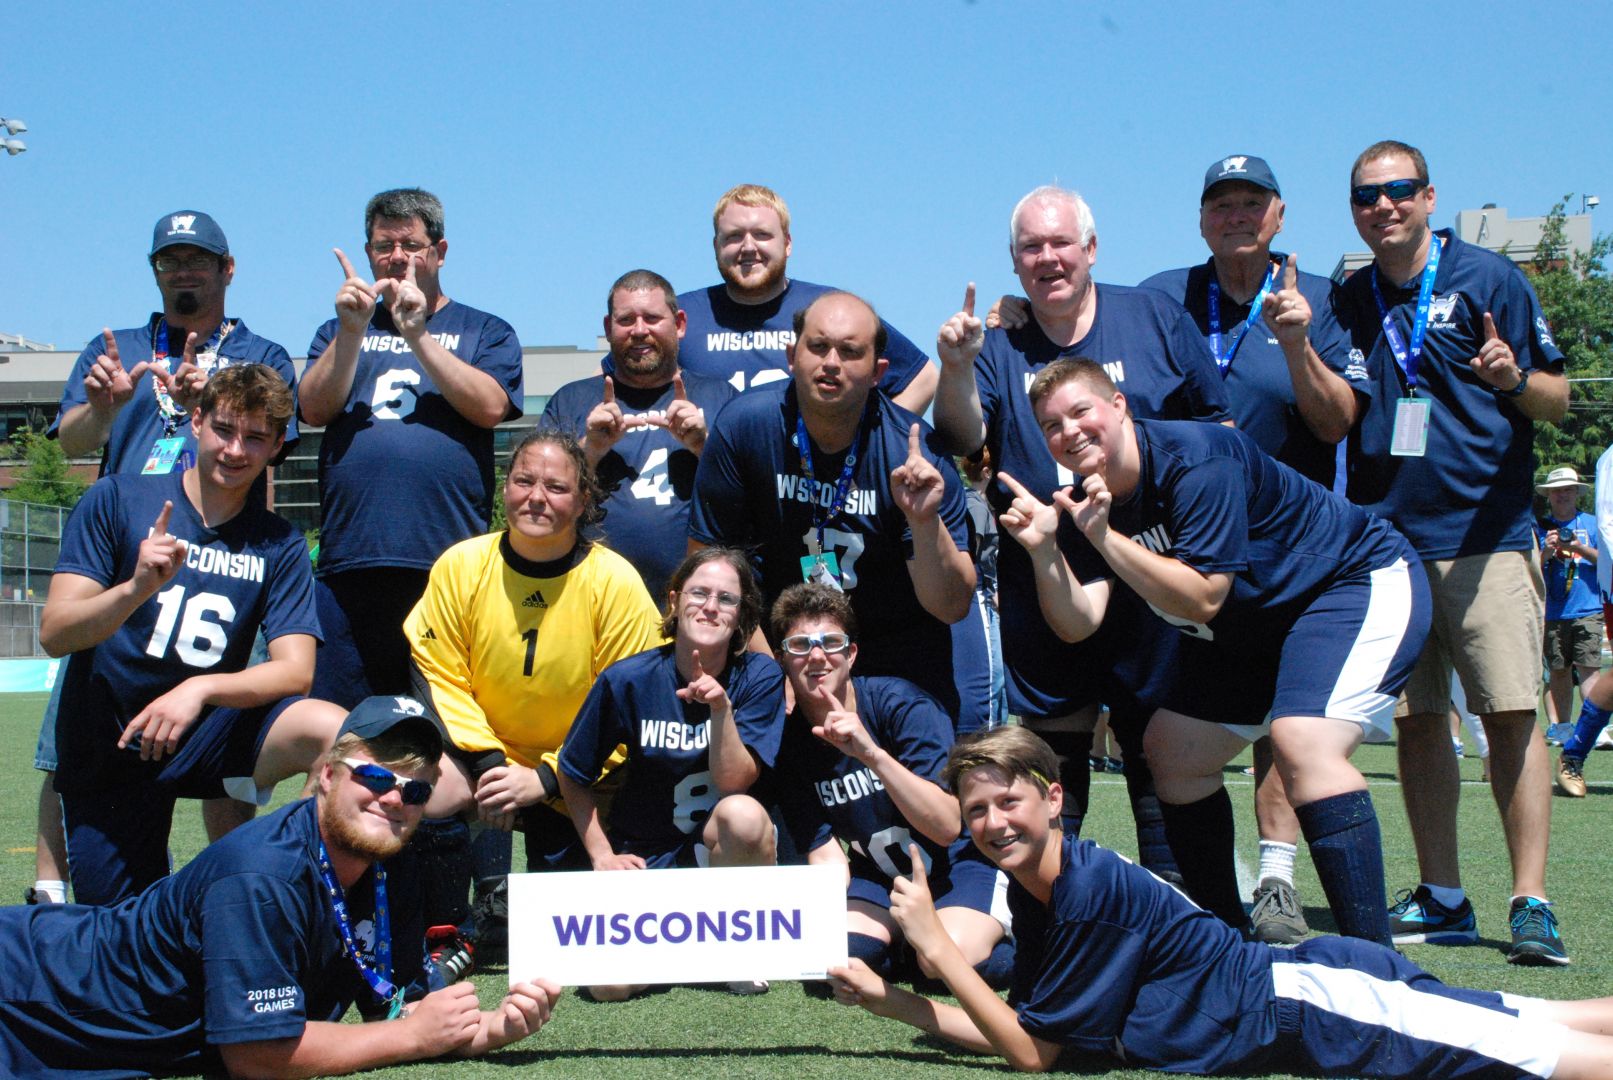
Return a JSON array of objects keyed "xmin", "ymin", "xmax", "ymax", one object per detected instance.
[
  {"xmin": 1422, "ymin": 882, "xmax": 1466, "ymax": 908},
  {"xmin": 32, "ymin": 880, "xmax": 67, "ymax": 903},
  {"xmin": 1257, "ymin": 840, "xmax": 1297, "ymax": 885}
]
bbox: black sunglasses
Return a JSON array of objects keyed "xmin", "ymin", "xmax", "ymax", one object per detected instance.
[
  {"xmin": 1351, "ymin": 178, "xmax": 1427, "ymax": 208},
  {"xmin": 341, "ymin": 759, "xmax": 433, "ymax": 806}
]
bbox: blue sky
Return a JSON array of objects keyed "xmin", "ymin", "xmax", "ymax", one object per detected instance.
[{"xmin": 5, "ymin": 1, "xmax": 1609, "ymax": 360}]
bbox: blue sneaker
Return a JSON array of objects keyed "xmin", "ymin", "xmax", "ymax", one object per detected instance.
[
  {"xmin": 1508, "ymin": 897, "xmax": 1570, "ymax": 966},
  {"xmin": 1388, "ymin": 886, "xmax": 1478, "ymax": 944}
]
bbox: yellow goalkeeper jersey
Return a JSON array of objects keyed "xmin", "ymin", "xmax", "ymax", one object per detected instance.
[{"xmin": 405, "ymin": 533, "xmax": 665, "ymax": 771}]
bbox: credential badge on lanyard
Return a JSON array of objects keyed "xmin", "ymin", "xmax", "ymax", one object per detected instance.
[
  {"xmin": 1371, "ymin": 237, "xmax": 1442, "ymax": 458},
  {"xmin": 794, "ymin": 406, "xmax": 868, "ymax": 592}
]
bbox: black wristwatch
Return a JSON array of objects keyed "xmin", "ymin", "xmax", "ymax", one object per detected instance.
[{"xmin": 1498, "ymin": 368, "xmax": 1530, "ymax": 397}]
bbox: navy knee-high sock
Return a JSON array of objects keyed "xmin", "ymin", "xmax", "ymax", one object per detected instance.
[
  {"xmin": 1158, "ymin": 789, "xmax": 1246, "ymax": 931},
  {"xmin": 1296, "ymin": 790, "xmax": 1390, "ymax": 946},
  {"xmin": 1040, "ymin": 730, "xmax": 1093, "ymax": 836},
  {"xmin": 1108, "ymin": 704, "xmax": 1182, "ymax": 883}
]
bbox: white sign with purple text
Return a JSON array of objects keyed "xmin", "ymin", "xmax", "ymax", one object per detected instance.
[{"xmin": 507, "ymin": 863, "xmax": 848, "ymax": 988}]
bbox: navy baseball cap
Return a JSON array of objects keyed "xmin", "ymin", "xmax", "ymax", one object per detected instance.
[
  {"xmin": 1201, "ymin": 156, "xmax": 1281, "ymax": 201},
  {"xmin": 151, "ymin": 210, "xmax": 229, "ymax": 256},
  {"xmin": 337, "ymin": 696, "xmax": 445, "ymax": 758}
]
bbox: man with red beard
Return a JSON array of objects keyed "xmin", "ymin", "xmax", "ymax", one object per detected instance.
[
  {"xmin": 672, "ymin": 184, "xmax": 938, "ymax": 412},
  {"xmin": 0, "ymin": 696, "xmax": 561, "ymax": 1078}
]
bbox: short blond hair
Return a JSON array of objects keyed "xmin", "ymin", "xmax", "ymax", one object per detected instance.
[{"xmin": 712, "ymin": 184, "xmax": 791, "ymax": 235}]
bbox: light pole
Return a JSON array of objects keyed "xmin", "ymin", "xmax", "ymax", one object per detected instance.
[
  {"xmin": 1, "ymin": 115, "xmax": 26, "ymax": 156},
  {"xmin": 1583, "ymin": 195, "xmax": 1601, "ymax": 215}
]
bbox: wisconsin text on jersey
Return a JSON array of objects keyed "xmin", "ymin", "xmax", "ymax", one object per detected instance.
[
  {"xmin": 360, "ymin": 332, "xmax": 464, "ymax": 354},
  {"xmin": 775, "ymin": 476, "xmax": 880, "ymax": 515},
  {"xmin": 641, "ymin": 718, "xmax": 710, "ymax": 752},
  {"xmin": 1024, "ymin": 360, "xmax": 1126, "ymax": 392},
  {"xmin": 146, "ymin": 530, "xmax": 267, "ymax": 582},
  {"xmin": 815, "ymin": 767, "xmax": 886, "ymax": 807},
  {"xmin": 705, "ymin": 330, "xmax": 795, "ymax": 353}
]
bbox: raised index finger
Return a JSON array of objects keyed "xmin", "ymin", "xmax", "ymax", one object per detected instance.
[
  {"xmin": 1283, "ymin": 254, "xmax": 1298, "ymax": 291},
  {"xmin": 690, "ymin": 647, "xmax": 705, "ymax": 681},
  {"xmin": 906, "ymin": 843, "xmax": 928, "ymax": 887},
  {"xmin": 963, "ymin": 282, "xmax": 976, "ymax": 318},
  {"xmin": 907, "ymin": 423, "xmax": 922, "ymax": 459},
  {"xmin": 602, "ymin": 375, "xmax": 615, "ymax": 405},
  {"xmin": 101, "ymin": 328, "xmax": 121, "ymax": 367},
  {"xmin": 333, "ymin": 247, "xmax": 360, "ymax": 281},
  {"xmin": 1483, "ymin": 312, "xmax": 1499, "ymax": 342},
  {"xmin": 153, "ymin": 500, "xmax": 173, "ymax": 537},
  {"xmin": 182, "ymin": 331, "xmax": 198, "ymax": 365},
  {"xmin": 672, "ymin": 372, "xmax": 688, "ymax": 401}
]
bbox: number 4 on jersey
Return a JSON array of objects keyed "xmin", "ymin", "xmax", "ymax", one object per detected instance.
[{"xmin": 629, "ymin": 447, "xmax": 674, "ymax": 506}]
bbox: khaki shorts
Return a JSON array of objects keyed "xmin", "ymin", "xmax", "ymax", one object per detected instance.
[
  {"xmin": 1399, "ymin": 549, "xmax": 1545, "ymax": 718},
  {"xmin": 1544, "ymin": 614, "xmax": 1605, "ymax": 672}
]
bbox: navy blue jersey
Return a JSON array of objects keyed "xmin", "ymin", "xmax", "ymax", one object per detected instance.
[
  {"xmin": 672, "ymin": 279, "xmax": 930, "ymax": 398},
  {"xmin": 1139, "ymin": 257, "xmax": 1366, "ymax": 487},
  {"xmin": 541, "ymin": 370, "xmax": 737, "ymax": 598},
  {"xmin": 0, "ymin": 798, "xmax": 422, "ymax": 1077},
  {"xmin": 50, "ymin": 316, "xmax": 299, "ymax": 488},
  {"xmin": 52, "ymin": 471, "xmax": 319, "ymax": 791},
  {"xmin": 776, "ymin": 675, "xmax": 954, "ymax": 877},
  {"xmin": 305, "ymin": 301, "xmax": 524, "ymax": 575},
  {"xmin": 558, "ymin": 645, "xmax": 785, "ymax": 852},
  {"xmin": 690, "ymin": 384, "xmax": 981, "ymax": 715},
  {"xmin": 1340, "ymin": 230, "xmax": 1565, "ymax": 559},
  {"xmin": 1009, "ymin": 834, "xmax": 1274, "ymax": 1072},
  {"xmin": 1066, "ymin": 421, "xmax": 1411, "ymax": 643},
  {"xmin": 973, "ymin": 284, "xmax": 1230, "ymax": 718}
]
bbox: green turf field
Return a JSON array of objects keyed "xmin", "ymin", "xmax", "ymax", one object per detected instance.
[{"xmin": 3, "ymin": 689, "xmax": 1610, "ymax": 1079}]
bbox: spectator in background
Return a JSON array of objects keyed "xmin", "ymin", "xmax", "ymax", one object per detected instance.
[
  {"xmin": 1534, "ymin": 467, "xmax": 1601, "ymax": 741},
  {"xmin": 1556, "ymin": 447, "xmax": 1613, "ymax": 798}
]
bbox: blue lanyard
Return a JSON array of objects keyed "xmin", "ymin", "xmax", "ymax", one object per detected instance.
[
  {"xmin": 1207, "ymin": 260, "xmax": 1280, "ymax": 374},
  {"xmin": 314, "ymin": 836, "xmax": 402, "ymax": 1018},
  {"xmin": 1369, "ymin": 235, "xmax": 1442, "ymax": 396},
  {"xmin": 151, "ymin": 317, "xmax": 236, "ymax": 435},
  {"xmin": 794, "ymin": 405, "xmax": 867, "ymax": 556}
]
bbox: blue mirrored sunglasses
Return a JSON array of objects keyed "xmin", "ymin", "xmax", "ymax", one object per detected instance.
[
  {"xmin": 1350, "ymin": 178, "xmax": 1427, "ymax": 207},
  {"xmin": 341, "ymin": 759, "xmax": 433, "ymax": 806}
]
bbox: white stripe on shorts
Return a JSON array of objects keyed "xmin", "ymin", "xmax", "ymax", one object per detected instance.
[
  {"xmin": 1323, "ymin": 558, "xmax": 1414, "ymax": 739},
  {"xmin": 1271, "ymin": 960, "xmax": 1564, "ymax": 1078}
]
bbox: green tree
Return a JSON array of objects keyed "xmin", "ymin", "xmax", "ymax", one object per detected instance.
[
  {"xmin": 1529, "ymin": 196, "xmax": 1613, "ymax": 480},
  {"xmin": 4, "ymin": 429, "xmax": 88, "ymax": 508}
]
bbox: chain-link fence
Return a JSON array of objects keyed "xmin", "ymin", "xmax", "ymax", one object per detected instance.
[{"xmin": 0, "ymin": 498, "xmax": 65, "ymax": 657}]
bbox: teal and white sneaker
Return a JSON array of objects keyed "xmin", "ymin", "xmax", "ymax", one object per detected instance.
[
  {"xmin": 1387, "ymin": 886, "xmax": 1478, "ymax": 945},
  {"xmin": 1508, "ymin": 897, "xmax": 1570, "ymax": 966}
]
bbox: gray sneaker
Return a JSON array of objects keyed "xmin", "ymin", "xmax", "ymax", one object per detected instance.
[{"xmin": 1249, "ymin": 877, "xmax": 1308, "ymax": 945}]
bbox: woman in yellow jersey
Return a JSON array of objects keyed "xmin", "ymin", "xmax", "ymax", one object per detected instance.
[{"xmin": 406, "ymin": 428, "xmax": 664, "ymax": 868}]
